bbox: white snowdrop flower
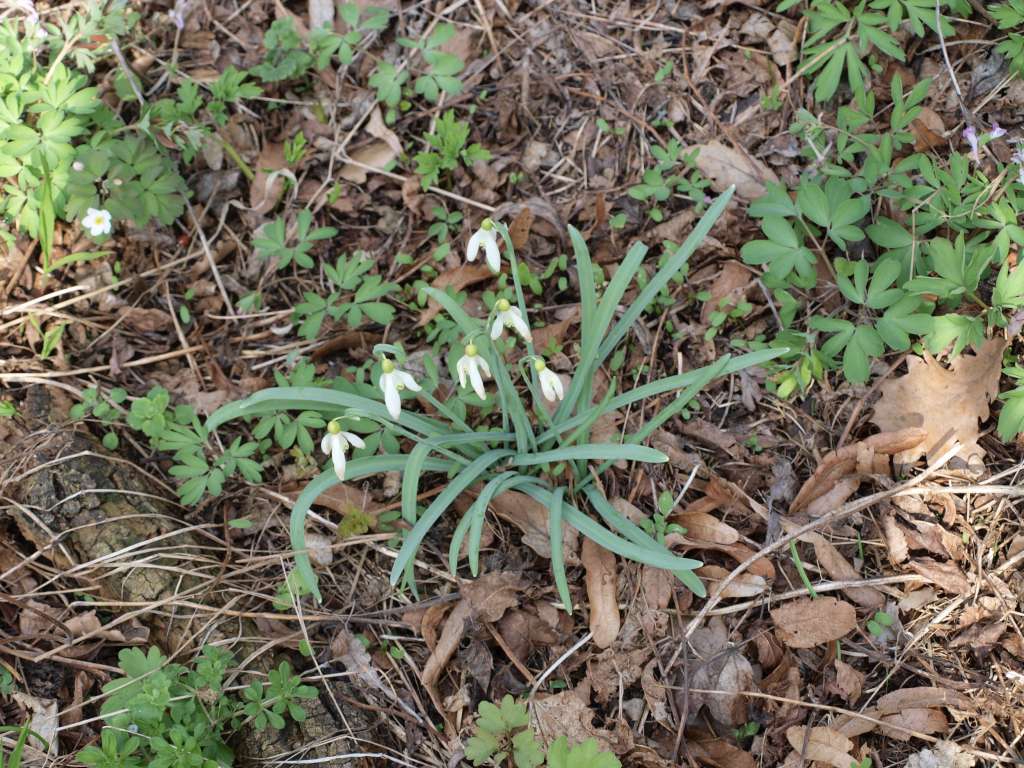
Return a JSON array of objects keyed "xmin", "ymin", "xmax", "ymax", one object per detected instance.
[
  {"xmin": 320, "ymin": 421, "xmax": 365, "ymax": 480},
  {"xmin": 456, "ymin": 343, "xmax": 491, "ymax": 400},
  {"xmin": 534, "ymin": 358, "xmax": 564, "ymax": 402},
  {"xmin": 82, "ymin": 208, "xmax": 112, "ymax": 237},
  {"xmin": 378, "ymin": 357, "xmax": 421, "ymax": 420},
  {"xmin": 72, "ymin": 161, "xmax": 84, "ymax": 172},
  {"xmin": 490, "ymin": 298, "xmax": 532, "ymax": 342},
  {"xmin": 466, "ymin": 217, "xmax": 501, "ymax": 273}
]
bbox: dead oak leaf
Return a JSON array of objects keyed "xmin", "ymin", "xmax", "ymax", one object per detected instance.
[
  {"xmin": 771, "ymin": 597, "xmax": 857, "ymax": 648},
  {"xmin": 691, "ymin": 141, "xmax": 779, "ymax": 200},
  {"xmin": 871, "ymin": 337, "xmax": 1006, "ymax": 468},
  {"xmin": 785, "ymin": 726, "xmax": 856, "ymax": 768},
  {"xmin": 582, "ymin": 537, "xmax": 620, "ymax": 649}
]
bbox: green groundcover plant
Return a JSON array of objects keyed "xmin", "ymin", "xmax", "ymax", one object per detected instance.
[{"xmin": 208, "ymin": 188, "xmax": 784, "ymax": 605}]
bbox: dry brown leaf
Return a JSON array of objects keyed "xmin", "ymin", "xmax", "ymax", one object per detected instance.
[
  {"xmin": 588, "ymin": 647, "xmax": 650, "ymax": 703},
  {"xmin": 532, "ymin": 690, "xmax": 619, "ymax": 752},
  {"xmin": 908, "ymin": 558, "xmax": 971, "ymax": 595},
  {"xmin": 118, "ymin": 307, "xmax": 173, "ymax": 333},
  {"xmin": 808, "ymin": 533, "xmax": 884, "ymax": 608},
  {"xmin": 508, "ymin": 206, "xmax": 534, "ymax": 249},
  {"xmin": 771, "ymin": 597, "xmax": 857, "ymax": 648},
  {"xmin": 641, "ymin": 659, "xmax": 671, "ymax": 726},
  {"xmin": 875, "ymin": 686, "xmax": 972, "ymax": 714},
  {"xmin": 420, "ymin": 573, "xmax": 522, "ymax": 689},
  {"xmin": 416, "ymin": 263, "xmax": 494, "ymax": 327},
  {"xmin": 882, "ymin": 512, "xmax": 910, "ymax": 564},
  {"xmin": 532, "ymin": 306, "xmax": 579, "ymax": 353},
  {"xmin": 691, "ymin": 141, "xmax": 779, "ymax": 200},
  {"xmin": 700, "ymin": 261, "xmax": 754, "ymax": 324},
  {"xmin": 582, "ymin": 537, "xmax": 619, "ymax": 649},
  {"xmin": 420, "ymin": 600, "xmax": 471, "ymax": 689},
  {"xmin": 687, "ymin": 733, "xmax": 757, "ymax": 768},
  {"xmin": 881, "ymin": 707, "xmax": 948, "ymax": 741},
  {"xmin": 688, "ymin": 616, "xmax": 753, "ymax": 727},
  {"xmin": 641, "ymin": 564, "xmax": 674, "ymax": 609},
  {"xmin": 676, "ymin": 510, "xmax": 740, "ymax": 545},
  {"xmin": 490, "ymin": 490, "xmax": 579, "ymax": 562},
  {"xmin": 833, "ymin": 658, "xmax": 864, "ymax": 703},
  {"xmin": 249, "ymin": 141, "xmax": 287, "ymax": 215},
  {"xmin": 365, "ymin": 105, "xmax": 402, "ymax": 156},
  {"xmin": 339, "ymin": 140, "xmax": 398, "ymax": 183},
  {"xmin": 784, "ymin": 726, "xmax": 856, "ymax": 768},
  {"xmin": 13, "ymin": 693, "xmax": 59, "ymax": 757},
  {"xmin": 331, "ymin": 628, "xmax": 388, "ymax": 694},
  {"xmin": 697, "ymin": 565, "xmax": 766, "ymax": 598},
  {"xmin": 912, "ymin": 107, "xmax": 946, "ymax": 151},
  {"xmin": 791, "ymin": 428, "xmax": 926, "ymax": 513},
  {"xmin": 19, "ymin": 599, "xmax": 59, "ymax": 637},
  {"xmin": 871, "ymin": 337, "xmax": 1006, "ymax": 467}
]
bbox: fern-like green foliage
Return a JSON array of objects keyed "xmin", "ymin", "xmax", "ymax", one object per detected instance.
[{"xmin": 991, "ymin": 0, "xmax": 1024, "ymax": 75}]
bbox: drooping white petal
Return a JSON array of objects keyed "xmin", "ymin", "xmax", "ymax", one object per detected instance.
[
  {"xmin": 476, "ymin": 355, "xmax": 491, "ymax": 379},
  {"xmin": 467, "ymin": 358, "xmax": 487, "ymax": 400},
  {"xmin": 381, "ymin": 372, "xmax": 401, "ymax": 419},
  {"xmin": 482, "ymin": 233, "xmax": 501, "ymax": 273},
  {"xmin": 506, "ymin": 307, "xmax": 532, "ymax": 342},
  {"xmin": 466, "ymin": 230, "xmax": 485, "ymax": 263},
  {"xmin": 330, "ymin": 437, "xmax": 347, "ymax": 480},
  {"xmin": 342, "ymin": 431, "xmax": 365, "ymax": 449},
  {"xmin": 396, "ymin": 369, "xmax": 421, "ymax": 392},
  {"xmin": 321, "ymin": 433, "xmax": 332, "ymax": 454},
  {"xmin": 490, "ymin": 314, "xmax": 504, "ymax": 340},
  {"xmin": 457, "ymin": 355, "xmax": 470, "ymax": 389},
  {"xmin": 539, "ymin": 367, "xmax": 564, "ymax": 401}
]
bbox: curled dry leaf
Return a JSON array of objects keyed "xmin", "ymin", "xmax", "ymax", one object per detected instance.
[
  {"xmin": 676, "ymin": 510, "xmax": 740, "ymax": 545},
  {"xmin": 908, "ymin": 558, "xmax": 972, "ymax": 595},
  {"xmin": 881, "ymin": 707, "xmax": 948, "ymax": 741},
  {"xmin": 691, "ymin": 140, "xmax": 780, "ymax": 200},
  {"xmin": 870, "ymin": 337, "xmax": 1006, "ymax": 468},
  {"xmin": 304, "ymin": 532, "xmax": 334, "ymax": 566},
  {"xmin": 697, "ymin": 564, "xmax": 767, "ymax": 598},
  {"xmin": 331, "ymin": 628, "xmax": 388, "ymax": 695},
  {"xmin": 785, "ymin": 726, "xmax": 856, "ymax": 768},
  {"xmin": 13, "ymin": 692, "xmax": 59, "ymax": 757},
  {"xmin": 833, "ymin": 658, "xmax": 864, "ymax": 703},
  {"xmin": 805, "ymin": 532, "xmax": 884, "ymax": 608},
  {"xmin": 771, "ymin": 597, "xmax": 857, "ymax": 648},
  {"xmin": 790, "ymin": 428, "xmax": 927, "ymax": 513},
  {"xmin": 882, "ymin": 512, "xmax": 910, "ymax": 564},
  {"xmin": 249, "ymin": 141, "xmax": 287, "ymax": 215},
  {"xmin": 582, "ymin": 537, "xmax": 620, "ymax": 649}
]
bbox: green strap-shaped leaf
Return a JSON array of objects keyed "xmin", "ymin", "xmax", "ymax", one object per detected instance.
[
  {"xmin": 292, "ymin": 456, "xmax": 452, "ymax": 601},
  {"xmin": 512, "ymin": 443, "xmax": 668, "ymax": 466},
  {"xmin": 547, "ymin": 486, "xmax": 572, "ymax": 613},
  {"xmin": 390, "ymin": 449, "xmax": 514, "ymax": 585}
]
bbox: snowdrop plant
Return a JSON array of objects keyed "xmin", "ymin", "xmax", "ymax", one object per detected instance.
[{"xmin": 208, "ymin": 187, "xmax": 784, "ymax": 606}]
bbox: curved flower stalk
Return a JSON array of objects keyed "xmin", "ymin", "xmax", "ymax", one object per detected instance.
[{"xmin": 209, "ymin": 186, "xmax": 789, "ymax": 609}]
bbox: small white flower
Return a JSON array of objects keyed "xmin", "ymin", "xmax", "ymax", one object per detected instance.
[
  {"xmin": 378, "ymin": 357, "xmax": 421, "ymax": 420},
  {"xmin": 963, "ymin": 125, "xmax": 980, "ymax": 162},
  {"xmin": 320, "ymin": 421, "xmax": 365, "ymax": 480},
  {"xmin": 112, "ymin": 178, "xmax": 123, "ymax": 187},
  {"xmin": 490, "ymin": 298, "xmax": 532, "ymax": 342},
  {"xmin": 989, "ymin": 122, "xmax": 1006, "ymax": 139},
  {"xmin": 466, "ymin": 217, "xmax": 501, "ymax": 273},
  {"xmin": 72, "ymin": 161, "xmax": 84, "ymax": 172},
  {"xmin": 82, "ymin": 207, "xmax": 112, "ymax": 237},
  {"xmin": 534, "ymin": 358, "xmax": 564, "ymax": 402},
  {"xmin": 456, "ymin": 343, "xmax": 491, "ymax": 400}
]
